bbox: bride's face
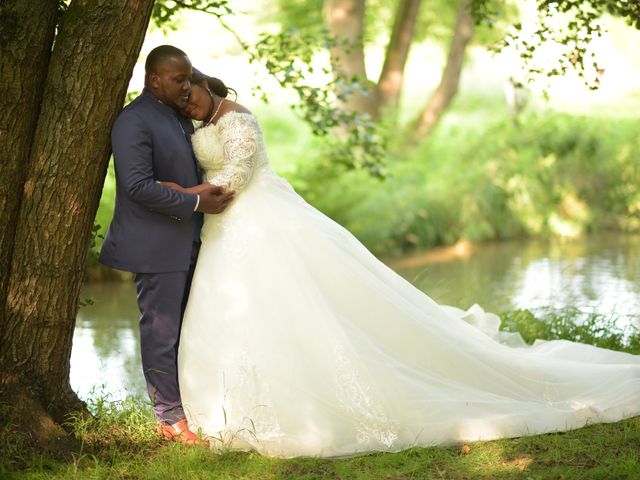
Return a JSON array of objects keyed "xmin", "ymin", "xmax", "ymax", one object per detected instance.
[{"xmin": 184, "ymin": 83, "xmax": 212, "ymax": 121}]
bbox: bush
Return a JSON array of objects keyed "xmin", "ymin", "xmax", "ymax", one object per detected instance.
[
  {"xmin": 295, "ymin": 111, "xmax": 640, "ymax": 256},
  {"xmin": 500, "ymin": 306, "xmax": 640, "ymax": 354}
]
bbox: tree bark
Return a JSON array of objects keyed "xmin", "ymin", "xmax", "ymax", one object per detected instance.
[
  {"xmin": 410, "ymin": 0, "xmax": 474, "ymax": 142},
  {"xmin": 0, "ymin": 0, "xmax": 155, "ymax": 448},
  {"xmin": 0, "ymin": 0, "xmax": 58, "ymax": 330},
  {"xmin": 323, "ymin": 0, "xmax": 378, "ymax": 117},
  {"xmin": 376, "ymin": 0, "xmax": 421, "ymax": 111}
]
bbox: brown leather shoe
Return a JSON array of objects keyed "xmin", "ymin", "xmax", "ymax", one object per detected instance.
[{"xmin": 157, "ymin": 419, "xmax": 209, "ymax": 447}]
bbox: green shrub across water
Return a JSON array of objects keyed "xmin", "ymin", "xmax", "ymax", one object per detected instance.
[{"xmin": 294, "ymin": 111, "xmax": 640, "ymax": 256}]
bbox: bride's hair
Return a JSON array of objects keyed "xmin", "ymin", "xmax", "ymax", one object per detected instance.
[{"xmin": 191, "ymin": 68, "xmax": 237, "ymax": 100}]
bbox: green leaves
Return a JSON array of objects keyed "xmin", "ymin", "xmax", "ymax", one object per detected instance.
[
  {"xmin": 500, "ymin": 306, "xmax": 640, "ymax": 353},
  {"xmin": 249, "ymin": 27, "xmax": 387, "ymax": 176},
  {"xmin": 151, "ymin": 0, "xmax": 233, "ymax": 29},
  {"xmin": 605, "ymin": 0, "xmax": 640, "ymax": 29},
  {"xmin": 476, "ymin": 0, "xmax": 640, "ymax": 90},
  {"xmin": 502, "ymin": 2, "xmax": 603, "ymax": 90}
]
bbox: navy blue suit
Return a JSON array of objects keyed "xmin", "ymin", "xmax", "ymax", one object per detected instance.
[
  {"xmin": 100, "ymin": 89, "xmax": 201, "ymax": 272},
  {"xmin": 100, "ymin": 89, "xmax": 203, "ymax": 424}
]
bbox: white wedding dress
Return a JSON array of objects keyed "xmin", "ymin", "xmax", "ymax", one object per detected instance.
[{"xmin": 178, "ymin": 111, "xmax": 640, "ymax": 458}]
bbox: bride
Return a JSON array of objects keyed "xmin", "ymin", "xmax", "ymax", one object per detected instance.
[{"xmin": 164, "ymin": 71, "xmax": 639, "ymax": 458}]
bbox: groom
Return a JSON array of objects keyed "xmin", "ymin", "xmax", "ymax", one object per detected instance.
[{"xmin": 100, "ymin": 45, "xmax": 232, "ymax": 445}]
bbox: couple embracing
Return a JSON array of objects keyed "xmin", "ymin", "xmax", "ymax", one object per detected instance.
[{"xmin": 100, "ymin": 45, "xmax": 639, "ymax": 458}]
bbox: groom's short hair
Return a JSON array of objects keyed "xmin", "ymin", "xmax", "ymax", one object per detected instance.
[{"xmin": 145, "ymin": 45, "xmax": 189, "ymax": 84}]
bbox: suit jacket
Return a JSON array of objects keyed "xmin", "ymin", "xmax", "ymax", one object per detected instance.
[{"xmin": 99, "ymin": 89, "xmax": 202, "ymax": 273}]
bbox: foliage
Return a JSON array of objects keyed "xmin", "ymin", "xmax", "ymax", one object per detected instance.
[
  {"xmin": 605, "ymin": 0, "xmax": 640, "ymax": 28},
  {"xmin": 151, "ymin": 0, "xmax": 233, "ymax": 29},
  {"xmin": 274, "ymin": 0, "xmax": 512, "ymax": 48},
  {"xmin": 271, "ymin": 0, "xmax": 324, "ymax": 32},
  {"xmin": 70, "ymin": 395, "xmax": 159, "ymax": 449},
  {"xmin": 56, "ymin": 0, "xmax": 68, "ymax": 15},
  {"xmin": 84, "ymin": 223, "xmax": 103, "ymax": 283},
  {"xmin": 293, "ymin": 108, "xmax": 640, "ymax": 256},
  {"xmin": 503, "ymin": 2, "xmax": 605, "ymax": 90},
  {"xmin": 0, "ymin": 402, "xmax": 31, "ymax": 476},
  {"xmin": 472, "ymin": 0, "xmax": 640, "ymax": 90},
  {"xmin": 500, "ymin": 307, "xmax": 640, "ymax": 354},
  {"xmin": 151, "ymin": 0, "xmax": 639, "ymax": 111},
  {"xmin": 245, "ymin": 27, "xmax": 389, "ymax": 176}
]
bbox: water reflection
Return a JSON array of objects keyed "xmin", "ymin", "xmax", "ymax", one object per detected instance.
[
  {"xmin": 71, "ymin": 233, "xmax": 640, "ymax": 401},
  {"xmin": 397, "ymin": 234, "xmax": 640, "ymax": 316},
  {"xmin": 71, "ymin": 283, "xmax": 145, "ymax": 399}
]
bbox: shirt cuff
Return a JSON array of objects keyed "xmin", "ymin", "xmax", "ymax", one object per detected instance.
[{"xmin": 194, "ymin": 194, "xmax": 200, "ymax": 212}]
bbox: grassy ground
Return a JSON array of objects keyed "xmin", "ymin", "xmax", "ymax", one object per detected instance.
[
  {"xmin": 2, "ymin": 409, "xmax": 638, "ymax": 479},
  {"xmin": 2, "ymin": 308, "xmax": 638, "ymax": 480}
]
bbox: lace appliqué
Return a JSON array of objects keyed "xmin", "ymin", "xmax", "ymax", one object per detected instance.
[
  {"xmin": 192, "ymin": 112, "xmax": 265, "ymax": 193},
  {"xmin": 333, "ymin": 343, "xmax": 399, "ymax": 448},
  {"xmin": 208, "ymin": 118, "xmax": 257, "ymax": 191},
  {"xmin": 200, "ymin": 209, "xmax": 257, "ymax": 260},
  {"xmin": 209, "ymin": 352, "xmax": 284, "ymax": 451}
]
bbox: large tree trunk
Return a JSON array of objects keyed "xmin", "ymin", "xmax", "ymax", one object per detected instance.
[
  {"xmin": 0, "ymin": 0, "xmax": 154, "ymax": 450},
  {"xmin": 323, "ymin": 0, "xmax": 378, "ymax": 117},
  {"xmin": 0, "ymin": 0, "xmax": 58, "ymax": 330},
  {"xmin": 376, "ymin": 0, "xmax": 421, "ymax": 111},
  {"xmin": 409, "ymin": 0, "xmax": 474, "ymax": 142}
]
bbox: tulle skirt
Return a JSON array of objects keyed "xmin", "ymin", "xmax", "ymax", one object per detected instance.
[{"xmin": 178, "ymin": 166, "xmax": 640, "ymax": 458}]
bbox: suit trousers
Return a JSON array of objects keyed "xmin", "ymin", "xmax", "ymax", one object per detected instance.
[{"xmin": 134, "ymin": 242, "xmax": 200, "ymax": 424}]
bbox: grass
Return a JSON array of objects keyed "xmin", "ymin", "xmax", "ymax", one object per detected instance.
[
  {"xmin": 2, "ymin": 404, "xmax": 638, "ymax": 479},
  {"xmin": 2, "ymin": 308, "xmax": 638, "ymax": 479},
  {"xmin": 500, "ymin": 307, "xmax": 640, "ymax": 354}
]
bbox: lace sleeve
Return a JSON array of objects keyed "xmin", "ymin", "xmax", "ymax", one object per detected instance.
[{"xmin": 207, "ymin": 114, "xmax": 258, "ymax": 193}]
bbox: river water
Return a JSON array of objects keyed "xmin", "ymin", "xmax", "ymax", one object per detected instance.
[{"xmin": 71, "ymin": 233, "xmax": 640, "ymax": 400}]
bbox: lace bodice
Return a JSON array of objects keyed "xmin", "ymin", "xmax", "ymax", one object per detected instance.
[{"xmin": 191, "ymin": 112, "xmax": 268, "ymax": 192}]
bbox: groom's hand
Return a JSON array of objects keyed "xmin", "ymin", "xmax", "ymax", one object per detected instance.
[{"xmin": 196, "ymin": 185, "xmax": 235, "ymax": 214}]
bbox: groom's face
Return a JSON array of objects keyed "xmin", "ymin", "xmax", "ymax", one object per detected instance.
[{"xmin": 149, "ymin": 56, "xmax": 193, "ymax": 110}]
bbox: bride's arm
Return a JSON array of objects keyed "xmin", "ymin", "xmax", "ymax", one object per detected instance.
[{"xmin": 206, "ymin": 116, "xmax": 258, "ymax": 193}]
